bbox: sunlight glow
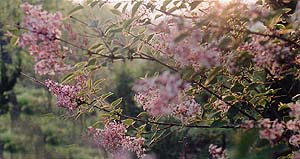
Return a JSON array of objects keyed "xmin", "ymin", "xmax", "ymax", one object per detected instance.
[
  {"xmin": 70, "ymin": 0, "xmax": 85, "ymax": 5},
  {"xmin": 70, "ymin": 0, "xmax": 258, "ymax": 6},
  {"xmin": 219, "ymin": 0, "xmax": 257, "ymax": 4}
]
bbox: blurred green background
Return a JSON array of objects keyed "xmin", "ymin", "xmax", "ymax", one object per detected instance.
[{"xmin": 0, "ymin": 0, "xmax": 251, "ymax": 159}]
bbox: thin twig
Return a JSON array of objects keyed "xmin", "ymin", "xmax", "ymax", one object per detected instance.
[
  {"xmin": 93, "ymin": 105, "xmax": 238, "ymax": 129},
  {"xmin": 20, "ymin": 72, "xmax": 46, "ymax": 87},
  {"xmin": 21, "ymin": 64, "xmax": 241, "ymax": 129}
]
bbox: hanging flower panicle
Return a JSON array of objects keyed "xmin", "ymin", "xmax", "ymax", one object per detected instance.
[
  {"xmin": 133, "ymin": 71, "xmax": 201, "ymax": 123},
  {"xmin": 258, "ymin": 118, "xmax": 285, "ymax": 143},
  {"xmin": 209, "ymin": 144, "xmax": 228, "ymax": 159},
  {"xmin": 19, "ymin": 3, "xmax": 68, "ymax": 75},
  {"xmin": 87, "ymin": 121, "xmax": 145, "ymax": 158},
  {"xmin": 45, "ymin": 79, "xmax": 79, "ymax": 111}
]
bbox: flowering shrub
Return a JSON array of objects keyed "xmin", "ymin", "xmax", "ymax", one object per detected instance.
[
  {"xmin": 45, "ymin": 79, "xmax": 79, "ymax": 111},
  {"xmin": 88, "ymin": 121, "xmax": 145, "ymax": 158},
  {"xmin": 209, "ymin": 144, "xmax": 228, "ymax": 159},
  {"xmin": 258, "ymin": 118, "xmax": 285, "ymax": 144},
  {"xmin": 18, "ymin": 3, "xmax": 67, "ymax": 75},
  {"xmin": 15, "ymin": 0, "xmax": 300, "ymax": 158},
  {"xmin": 133, "ymin": 71, "xmax": 200, "ymax": 122}
]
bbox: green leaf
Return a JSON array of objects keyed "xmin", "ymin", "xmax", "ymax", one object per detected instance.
[
  {"xmin": 146, "ymin": 34, "xmax": 154, "ymax": 42},
  {"xmin": 151, "ymin": 124, "xmax": 159, "ymax": 131},
  {"xmin": 87, "ymin": 79, "xmax": 92, "ymax": 89},
  {"xmin": 204, "ymin": 67, "xmax": 222, "ymax": 86},
  {"xmin": 98, "ymin": 2, "xmax": 106, "ymax": 8},
  {"xmin": 174, "ymin": 32, "xmax": 189, "ymax": 43},
  {"xmin": 131, "ymin": 1, "xmax": 142, "ymax": 17},
  {"xmin": 137, "ymin": 124, "xmax": 147, "ymax": 132},
  {"xmin": 89, "ymin": 1, "xmax": 99, "ymax": 8},
  {"xmin": 110, "ymin": 9, "xmax": 121, "ymax": 15},
  {"xmin": 101, "ymin": 92, "xmax": 114, "ymax": 100},
  {"xmin": 275, "ymin": 24, "xmax": 285, "ymax": 30},
  {"xmin": 189, "ymin": 1, "xmax": 202, "ymax": 10},
  {"xmin": 61, "ymin": 73, "xmax": 75, "ymax": 84},
  {"xmin": 211, "ymin": 120, "xmax": 227, "ymax": 128},
  {"xmin": 247, "ymin": 83, "xmax": 259, "ymax": 91},
  {"xmin": 219, "ymin": 36, "xmax": 233, "ymax": 49},
  {"xmin": 111, "ymin": 98, "xmax": 122, "ymax": 107},
  {"xmin": 74, "ymin": 62, "xmax": 86, "ymax": 68},
  {"xmin": 167, "ymin": 6, "xmax": 177, "ymax": 14},
  {"xmin": 210, "ymin": 111, "xmax": 221, "ymax": 118},
  {"xmin": 94, "ymin": 79, "xmax": 105, "ymax": 87},
  {"xmin": 67, "ymin": 5, "xmax": 84, "ymax": 17},
  {"xmin": 91, "ymin": 121, "xmax": 102, "ymax": 127},
  {"xmin": 278, "ymin": 103, "xmax": 289, "ymax": 111},
  {"xmin": 86, "ymin": 58, "xmax": 97, "ymax": 66},
  {"xmin": 122, "ymin": 119, "xmax": 135, "ymax": 126},
  {"xmin": 161, "ymin": 0, "xmax": 172, "ymax": 11},
  {"xmin": 137, "ymin": 112, "xmax": 148, "ymax": 117},
  {"xmin": 10, "ymin": 36, "xmax": 18, "ymax": 45},
  {"xmin": 223, "ymin": 95, "xmax": 236, "ymax": 102},
  {"xmin": 231, "ymin": 83, "xmax": 244, "ymax": 93},
  {"xmin": 122, "ymin": 4, "xmax": 128, "ymax": 13},
  {"xmin": 181, "ymin": 67, "xmax": 194, "ymax": 81},
  {"xmin": 292, "ymin": 94, "xmax": 300, "ymax": 101},
  {"xmin": 114, "ymin": 2, "xmax": 122, "ymax": 9},
  {"xmin": 123, "ymin": 18, "xmax": 135, "ymax": 30},
  {"xmin": 89, "ymin": 42, "xmax": 102, "ymax": 50},
  {"xmin": 266, "ymin": 8, "xmax": 291, "ymax": 29},
  {"xmin": 227, "ymin": 106, "xmax": 239, "ymax": 119},
  {"xmin": 110, "ymin": 28, "xmax": 123, "ymax": 33},
  {"xmin": 154, "ymin": 14, "xmax": 163, "ymax": 19}
]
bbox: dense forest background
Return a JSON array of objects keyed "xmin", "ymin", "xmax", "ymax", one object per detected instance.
[{"xmin": 3, "ymin": 0, "xmax": 288, "ymax": 158}]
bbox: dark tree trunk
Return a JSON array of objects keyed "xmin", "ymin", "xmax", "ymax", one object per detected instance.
[
  {"xmin": 47, "ymin": 91, "xmax": 52, "ymax": 112},
  {"xmin": 34, "ymin": 126, "xmax": 45, "ymax": 159},
  {"xmin": 8, "ymin": 91, "xmax": 20, "ymax": 127},
  {"xmin": 0, "ymin": 142, "xmax": 4, "ymax": 159}
]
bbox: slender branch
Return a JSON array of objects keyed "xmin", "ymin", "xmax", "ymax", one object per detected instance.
[
  {"xmin": 20, "ymin": 72, "xmax": 46, "ymax": 87},
  {"xmin": 138, "ymin": 52, "xmax": 178, "ymax": 72},
  {"xmin": 125, "ymin": 31, "xmax": 256, "ymax": 120},
  {"xmin": 247, "ymin": 30, "xmax": 300, "ymax": 48},
  {"xmin": 192, "ymin": 80, "xmax": 257, "ymax": 121},
  {"xmin": 94, "ymin": 27, "xmax": 115, "ymax": 58},
  {"xmin": 20, "ymin": 72, "xmax": 240, "ymax": 129},
  {"xmin": 209, "ymin": 24, "xmax": 300, "ymax": 47},
  {"xmin": 93, "ymin": 105, "xmax": 238, "ymax": 129}
]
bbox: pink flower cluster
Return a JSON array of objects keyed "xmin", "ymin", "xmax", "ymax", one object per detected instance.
[
  {"xmin": 172, "ymin": 98, "xmax": 201, "ymax": 123},
  {"xmin": 19, "ymin": 3, "xmax": 68, "ymax": 75},
  {"xmin": 64, "ymin": 23, "xmax": 89, "ymax": 49},
  {"xmin": 87, "ymin": 121, "xmax": 145, "ymax": 158},
  {"xmin": 240, "ymin": 120, "xmax": 255, "ymax": 129},
  {"xmin": 151, "ymin": 19, "xmax": 220, "ymax": 70},
  {"xmin": 45, "ymin": 79, "xmax": 79, "ymax": 111},
  {"xmin": 239, "ymin": 35, "xmax": 293, "ymax": 75},
  {"xmin": 293, "ymin": 151, "xmax": 300, "ymax": 159},
  {"xmin": 208, "ymin": 144, "xmax": 228, "ymax": 159},
  {"xmin": 243, "ymin": 103, "xmax": 300, "ymax": 147},
  {"xmin": 133, "ymin": 71, "xmax": 201, "ymax": 122},
  {"xmin": 258, "ymin": 118, "xmax": 285, "ymax": 143},
  {"xmin": 289, "ymin": 135, "xmax": 300, "ymax": 147},
  {"xmin": 286, "ymin": 103, "xmax": 300, "ymax": 147},
  {"xmin": 74, "ymin": 74, "xmax": 88, "ymax": 89},
  {"xmin": 286, "ymin": 119, "xmax": 300, "ymax": 131},
  {"xmin": 289, "ymin": 103, "xmax": 300, "ymax": 119},
  {"xmin": 243, "ymin": 4, "xmax": 270, "ymax": 22},
  {"xmin": 212, "ymin": 99, "xmax": 230, "ymax": 115},
  {"xmin": 292, "ymin": 3, "xmax": 300, "ymax": 31}
]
